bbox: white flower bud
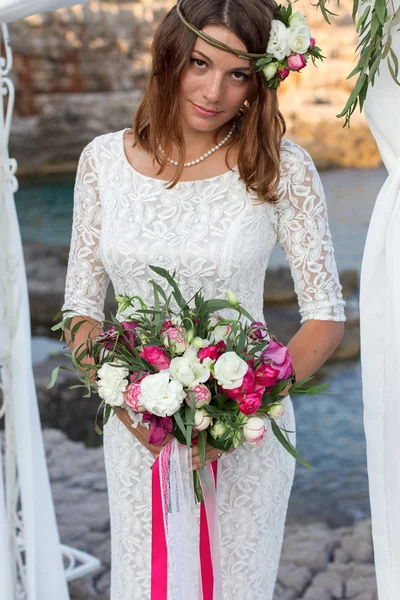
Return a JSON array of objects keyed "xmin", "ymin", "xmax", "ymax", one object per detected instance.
[
  {"xmin": 194, "ymin": 409, "xmax": 212, "ymax": 431},
  {"xmin": 226, "ymin": 289, "xmax": 239, "ymax": 306}
]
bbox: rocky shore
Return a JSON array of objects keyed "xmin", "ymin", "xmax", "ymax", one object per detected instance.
[{"xmin": 34, "ymin": 428, "xmax": 377, "ymax": 600}]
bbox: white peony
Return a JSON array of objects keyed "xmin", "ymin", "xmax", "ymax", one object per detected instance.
[
  {"xmin": 194, "ymin": 409, "xmax": 212, "ymax": 431},
  {"xmin": 267, "ymin": 20, "xmax": 291, "ymax": 61},
  {"xmin": 140, "ymin": 370, "xmax": 185, "ymax": 417},
  {"xmin": 243, "ymin": 415, "xmax": 267, "ymax": 448},
  {"xmin": 170, "ymin": 355, "xmax": 210, "ymax": 388},
  {"xmin": 288, "ymin": 24, "xmax": 311, "ymax": 55},
  {"xmin": 97, "ymin": 361, "xmax": 129, "ymax": 406},
  {"xmin": 289, "ymin": 10, "xmax": 307, "ymax": 27},
  {"xmin": 214, "ymin": 352, "xmax": 248, "ymax": 389}
]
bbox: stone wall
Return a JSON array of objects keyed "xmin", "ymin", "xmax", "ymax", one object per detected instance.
[{"xmin": 6, "ymin": 0, "xmax": 380, "ymax": 173}]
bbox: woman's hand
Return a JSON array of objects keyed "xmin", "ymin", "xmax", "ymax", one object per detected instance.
[
  {"xmin": 190, "ymin": 443, "xmax": 235, "ymax": 470},
  {"xmin": 115, "ymin": 407, "xmax": 174, "ymax": 459},
  {"xmin": 116, "ymin": 407, "xmax": 236, "ymax": 468}
]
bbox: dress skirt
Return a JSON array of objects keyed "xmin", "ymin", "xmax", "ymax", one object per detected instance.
[{"xmin": 103, "ymin": 395, "xmax": 296, "ymax": 600}]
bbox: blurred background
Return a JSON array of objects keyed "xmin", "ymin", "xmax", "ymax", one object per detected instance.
[{"xmin": 4, "ymin": 0, "xmax": 384, "ymax": 595}]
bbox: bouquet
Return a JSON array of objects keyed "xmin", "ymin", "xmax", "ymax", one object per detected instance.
[{"xmin": 49, "ymin": 266, "xmax": 329, "ymax": 485}]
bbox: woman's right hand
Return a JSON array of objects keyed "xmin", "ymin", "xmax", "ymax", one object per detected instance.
[{"xmin": 115, "ymin": 407, "xmax": 174, "ymax": 460}]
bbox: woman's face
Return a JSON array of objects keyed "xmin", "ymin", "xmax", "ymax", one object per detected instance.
[{"xmin": 179, "ymin": 26, "xmax": 253, "ymax": 134}]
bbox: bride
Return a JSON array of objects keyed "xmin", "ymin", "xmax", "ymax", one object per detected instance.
[{"xmin": 61, "ymin": 0, "xmax": 345, "ymax": 597}]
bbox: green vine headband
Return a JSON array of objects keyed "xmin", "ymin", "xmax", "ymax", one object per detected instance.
[{"xmin": 176, "ymin": 0, "xmax": 325, "ymax": 89}]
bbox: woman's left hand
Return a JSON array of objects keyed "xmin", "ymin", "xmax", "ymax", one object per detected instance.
[{"xmin": 191, "ymin": 442, "xmax": 236, "ymax": 470}]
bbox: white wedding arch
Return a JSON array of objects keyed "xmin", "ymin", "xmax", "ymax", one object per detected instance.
[{"xmin": 0, "ymin": 2, "xmax": 101, "ymax": 599}]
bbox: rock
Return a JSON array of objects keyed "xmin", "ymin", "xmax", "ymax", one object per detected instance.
[
  {"xmin": 311, "ymin": 571, "xmax": 344, "ymax": 599},
  {"xmin": 301, "ymin": 587, "xmax": 333, "ymax": 600},
  {"xmin": 277, "ymin": 563, "xmax": 313, "ymax": 595},
  {"xmin": 333, "ymin": 547, "xmax": 350, "ymax": 564},
  {"xmin": 272, "ymin": 583, "xmax": 298, "ymax": 600},
  {"xmin": 340, "ymin": 520, "xmax": 374, "ymax": 563}
]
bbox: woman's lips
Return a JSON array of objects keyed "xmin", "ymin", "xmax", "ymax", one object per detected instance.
[{"xmin": 191, "ymin": 102, "xmax": 221, "ymax": 118}]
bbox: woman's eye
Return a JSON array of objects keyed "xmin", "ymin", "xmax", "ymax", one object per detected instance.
[
  {"xmin": 191, "ymin": 58, "xmax": 207, "ymax": 68},
  {"xmin": 232, "ymin": 72, "xmax": 249, "ymax": 82}
]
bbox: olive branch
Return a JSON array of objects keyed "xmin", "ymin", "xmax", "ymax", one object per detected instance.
[{"xmin": 313, "ymin": 0, "xmax": 400, "ymax": 126}]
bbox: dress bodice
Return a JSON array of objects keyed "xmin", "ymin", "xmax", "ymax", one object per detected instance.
[{"xmin": 62, "ymin": 129, "xmax": 346, "ymax": 325}]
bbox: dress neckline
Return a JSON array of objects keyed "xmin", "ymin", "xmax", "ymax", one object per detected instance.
[{"xmin": 120, "ymin": 128, "xmax": 238, "ymax": 185}]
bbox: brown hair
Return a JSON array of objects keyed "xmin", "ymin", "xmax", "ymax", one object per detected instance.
[{"xmin": 132, "ymin": 0, "xmax": 286, "ymax": 204}]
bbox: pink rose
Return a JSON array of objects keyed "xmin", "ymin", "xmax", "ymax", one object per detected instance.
[
  {"xmin": 310, "ymin": 37, "xmax": 316, "ymax": 47},
  {"xmin": 198, "ymin": 340, "xmax": 226, "ymax": 363},
  {"xmin": 277, "ymin": 67, "xmax": 290, "ymax": 81},
  {"xmin": 124, "ymin": 382, "xmax": 146, "ymax": 412},
  {"xmin": 140, "ymin": 346, "xmax": 171, "ymax": 371},
  {"xmin": 142, "ymin": 413, "xmax": 173, "ymax": 445},
  {"xmin": 238, "ymin": 393, "xmax": 263, "ymax": 415},
  {"xmin": 261, "ymin": 340, "xmax": 293, "ymax": 381},
  {"xmin": 254, "ymin": 363, "xmax": 280, "ymax": 388},
  {"xmin": 287, "ymin": 54, "xmax": 307, "ymax": 72},
  {"xmin": 129, "ymin": 371, "xmax": 146, "ymax": 383},
  {"xmin": 222, "ymin": 366, "xmax": 256, "ymax": 399}
]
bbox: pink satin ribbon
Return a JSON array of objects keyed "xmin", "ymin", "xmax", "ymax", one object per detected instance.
[{"xmin": 151, "ymin": 454, "xmax": 219, "ymax": 600}]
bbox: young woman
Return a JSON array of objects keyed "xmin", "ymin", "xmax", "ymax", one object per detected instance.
[{"xmin": 62, "ymin": 0, "xmax": 345, "ymax": 597}]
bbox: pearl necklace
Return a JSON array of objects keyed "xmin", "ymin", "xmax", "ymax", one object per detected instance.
[{"xmin": 159, "ymin": 122, "xmax": 236, "ymax": 168}]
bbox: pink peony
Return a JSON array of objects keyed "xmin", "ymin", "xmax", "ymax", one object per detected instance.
[
  {"xmin": 261, "ymin": 340, "xmax": 293, "ymax": 381},
  {"xmin": 287, "ymin": 53, "xmax": 307, "ymax": 72},
  {"xmin": 198, "ymin": 340, "xmax": 226, "ymax": 363},
  {"xmin": 238, "ymin": 392, "xmax": 263, "ymax": 415},
  {"xmin": 140, "ymin": 346, "xmax": 171, "ymax": 371},
  {"xmin": 124, "ymin": 382, "xmax": 146, "ymax": 412},
  {"xmin": 255, "ymin": 363, "xmax": 280, "ymax": 388},
  {"xmin": 142, "ymin": 413, "xmax": 173, "ymax": 445},
  {"xmin": 162, "ymin": 325, "xmax": 188, "ymax": 353},
  {"xmin": 277, "ymin": 67, "xmax": 290, "ymax": 81},
  {"xmin": 185, "ymin": 383, "xmax": 212, "ymax": 408},
  {"xmin": 310, "ymin": 37, "xmax": 316, "ymax": 47},
  {"xmin": 161, "ymin": 320, "xmax": 174, "ymax": 333}
]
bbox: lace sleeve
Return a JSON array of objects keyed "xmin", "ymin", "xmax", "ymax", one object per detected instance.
[
  {"xmin": 61, "ymin": 137, "xmax": 110, "ymax": 322},
  {"xmin": 275, "ymin": 141, "xmax": 346, "ymax": 323}
]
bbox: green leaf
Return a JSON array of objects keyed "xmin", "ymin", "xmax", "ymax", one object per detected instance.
[
  {"xmin": 370, "ymin": 13, "xmax": 382, "ymax": 39},
  {"xmin": 389, "ymin": 47, "xmax": 399, "ymax": 78},
  {"xmin": 174, "ymin": 409, "xmax": 187, "ymax": 440},
  {"xmin": 374, "ymin": 0, "xmax": 387, "ymax": 26},
  {"xmin": 271, "ymin": 420, "xmax": 313, "ymax": 469},
  {"xmin": 391, "ymin": 8, "xmax": 400, "ymax": 28},
  {"xmin": 46, "ymin": 365, "xmax": 61, "ymax": 389},
  {"xmin": 387, "ymin": 53, "xmax": 400, "ymax": 85},
  {"xmin": 306, "ymin": 382, "xmax": 331, "ymax": 395},
  {"xmin": 197, "ymin": 430, "xmax": 207, "ymax": 468}
]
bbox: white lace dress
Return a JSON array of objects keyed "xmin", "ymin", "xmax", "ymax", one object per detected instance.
[{"xmin": 62, "ymin": 128, "xmax": 346, "ymax": 600}]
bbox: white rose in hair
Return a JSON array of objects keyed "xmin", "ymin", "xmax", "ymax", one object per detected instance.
[
  {"xmin": 140, "ymin": 370, "xmax": 185, "ymax": 417},
  {"xmin": 267, "ymin": 20, "xmax": 291, "ymax": 61},
  {"xmin": 170, "ymin": 355, "xmax": 210, "ymax": 388},
  {"xmin": 214, "ymin": 352, "xmax": 248, "ymax": 389},
  {"xmin": 288, "ymin": 24, "xmax": 311, "ymax": 55},
  {"xmin": 97, "ymin": 361, "xmax": 129, "ymax": 406},
  {"xmin": 289, "ymin": 11, "xmax": 307, "ymax": 27}
]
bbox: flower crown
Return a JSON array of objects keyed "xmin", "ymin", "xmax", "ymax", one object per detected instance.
[{"xmin": 176, "ymin": 0, "xmax": 324, "ymax": 89}]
